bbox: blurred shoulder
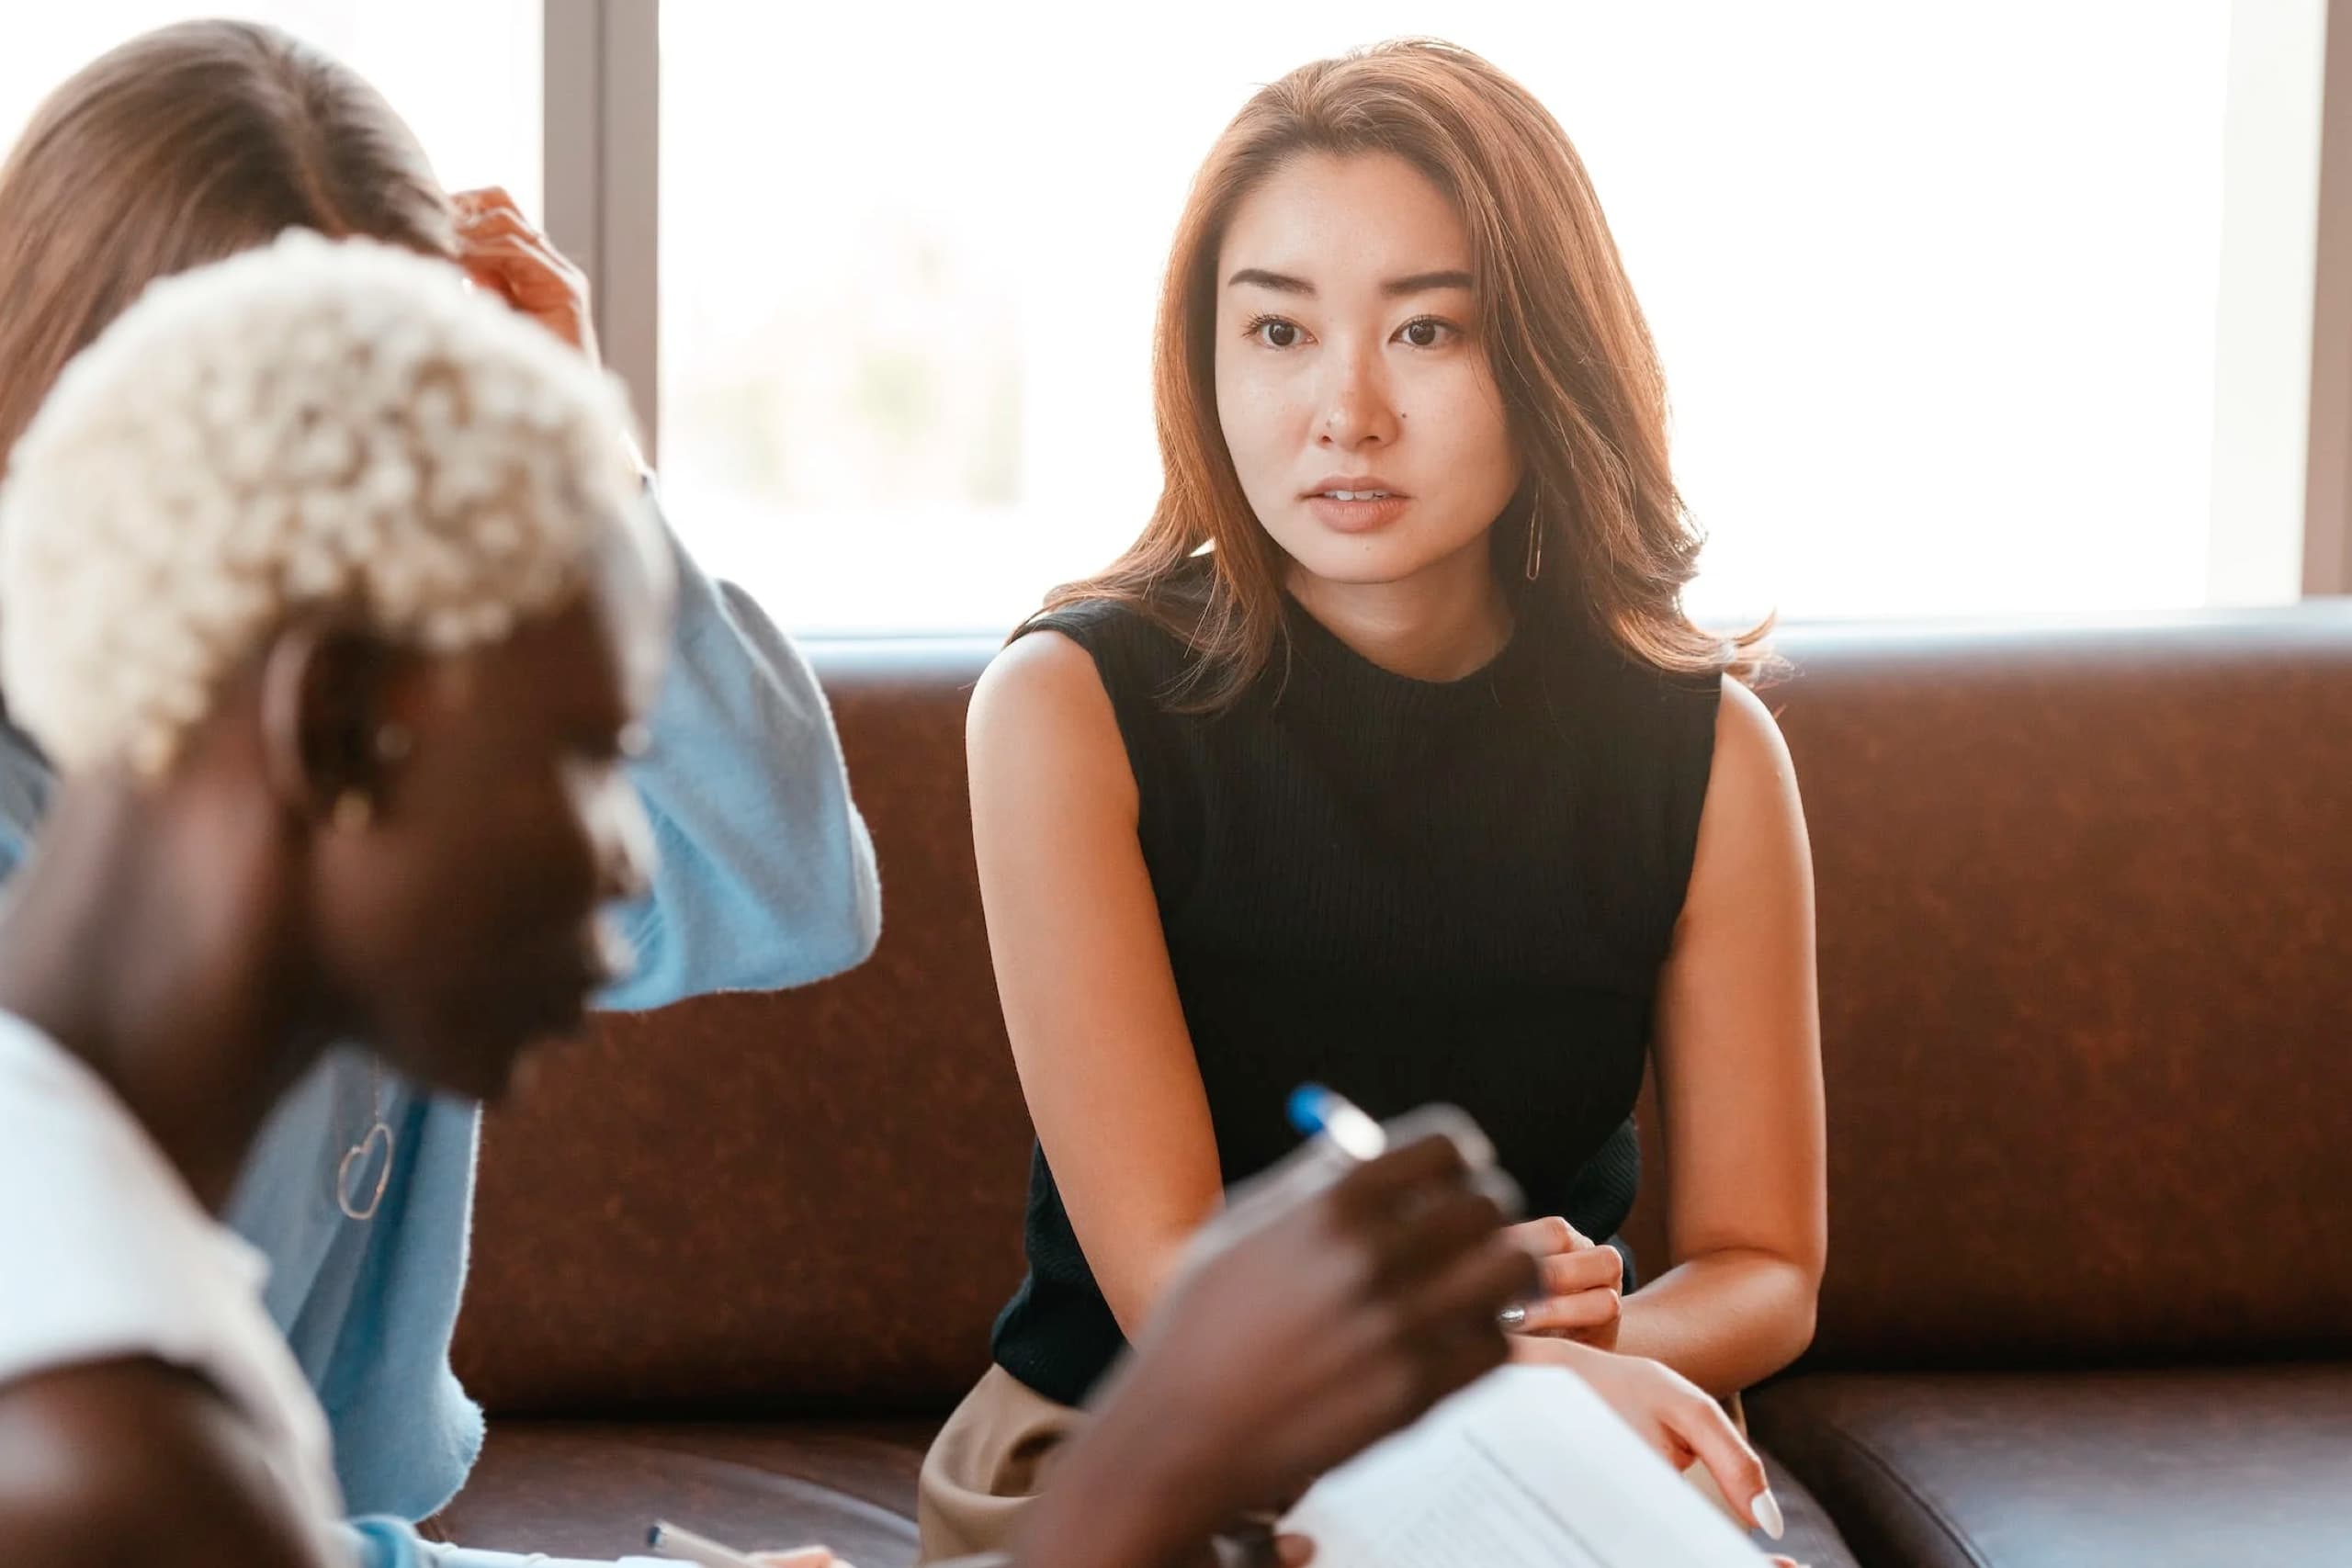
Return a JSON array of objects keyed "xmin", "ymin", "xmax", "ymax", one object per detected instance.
[{"xmin": 0, "ymin": 1359, "xmax": 331, "ymax": 1568}]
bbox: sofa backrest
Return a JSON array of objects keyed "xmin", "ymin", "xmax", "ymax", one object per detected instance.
[{"xmin": 453, "ymin": 609, "xmax": 2352, "ymax": 1416}]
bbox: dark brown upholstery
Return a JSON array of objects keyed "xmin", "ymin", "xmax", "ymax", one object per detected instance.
[
  {"xmin": 1747, "ymin": 1366, "xmax": 2352, "ymax": 1568},
  {"xmin": 442, "ymin": 607, "xmax": 2352, "ymax": 1565},
  {"xmin": 1769, "ymin": 615, "xmax": 2352, "ymax": 1370},
  {"xmin": 432, "ymin": 1420, "xmax": 933, "ymax": 1563}
]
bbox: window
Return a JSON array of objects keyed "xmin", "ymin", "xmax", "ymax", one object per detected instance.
[{"xmin": 658, "ymin": 0, "xmax": 2309, "ymax": 632}]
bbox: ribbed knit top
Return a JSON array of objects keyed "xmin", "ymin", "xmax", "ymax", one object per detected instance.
[{"xmin": 991, "ymin": 572, "xmax": 1724, "ymax": 1406}]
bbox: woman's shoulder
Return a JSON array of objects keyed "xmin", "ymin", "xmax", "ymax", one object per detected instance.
[
  {"xmin": 1013, "ymin": 571, "xmax": 1213, "ymax": 705},
  {"xmin": 1023, "ymin": 584, "xmax": 1201, "ymax": 663},
  {"xmin": 976, "ymin": 575, "xmax": 1217, "ymax": 798}
]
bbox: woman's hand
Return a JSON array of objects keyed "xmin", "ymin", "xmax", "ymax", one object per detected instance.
[
  {"xmin": 1510, "ymin": 1337, "xmax": 1784, "ymax": 1543},
  {"xmin": 450, "ymin": 186, "xmax": 599, "ymax": 367},
  {"xmin": 1502, "ymin": 1216, "xmax": 1622, "ymax": 1348}
]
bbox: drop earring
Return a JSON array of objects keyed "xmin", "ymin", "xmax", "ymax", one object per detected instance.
[{"xmin": 1524, "ymin": 495, "xmax": 1544, "ymax": 582}]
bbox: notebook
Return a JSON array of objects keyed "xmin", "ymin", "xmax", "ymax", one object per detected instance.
[{"xmin": 1279, "ymin": 1365, "xmax": 1770, "ymax": 1566}]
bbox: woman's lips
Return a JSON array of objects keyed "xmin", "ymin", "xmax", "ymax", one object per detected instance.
[{"xmin": 1305, "ymin": 491, "xmax": 1412, "ymax": 533}]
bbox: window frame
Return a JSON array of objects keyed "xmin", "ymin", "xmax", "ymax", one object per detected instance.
[
  {"xmin": 2306, "ymin": 0, "xmax": 2352, "ymax": 592},
  {"xmin": 545, "ymin": 0, "xmax": 661, "ymax": 459}
]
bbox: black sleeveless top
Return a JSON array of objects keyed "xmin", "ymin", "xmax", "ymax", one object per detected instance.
[{"xmin": 990, "ymin": 574, "xmax": 1724, "ymax": 1406}]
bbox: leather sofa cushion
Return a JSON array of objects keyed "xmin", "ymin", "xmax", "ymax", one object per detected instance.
[
  {"xmin": 1635, "ymin": 613, "xmax": 2352, "ymax": 1367},
  {"xmin": 429, "ymin": 1418, "xmax": 935, "ymax": 1565},
  {"xmin": 1747, "ymin": 1362, "xmax": 2352, "ymax": 1568}
]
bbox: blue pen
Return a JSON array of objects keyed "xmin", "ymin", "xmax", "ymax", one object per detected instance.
[{"xmin": 1286, "ymin": 1082, "xmax": 1388, "ymax": 1160}]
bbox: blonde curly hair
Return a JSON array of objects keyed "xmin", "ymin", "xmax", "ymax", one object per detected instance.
[{"xmin": 0, "ymin": 231, "xmax": 641, "ymax": 777}]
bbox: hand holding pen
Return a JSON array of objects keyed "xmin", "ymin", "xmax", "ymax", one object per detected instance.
[
  {"xmin": 1045, "ymin": 1088, "xmax": 1538, "ymax": 1539},
  {"xmin": 1288, "ymin": 1089, "xmax": 1794, "ymax": 1552}
]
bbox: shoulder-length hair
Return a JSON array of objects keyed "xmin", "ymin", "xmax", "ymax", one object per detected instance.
[{"xmin": 1036, "ymin": 39, "xmax": 1770, "ymax": 705}]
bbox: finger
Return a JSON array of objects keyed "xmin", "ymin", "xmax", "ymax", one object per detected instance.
[
  {"xmin": 749, "ymin": 1551, "xmax": 836, "ymax": 1568},
  {"xmin": 460, "ymin": 241, "xmax": 582, "ymax": 310},
  {"xmin": 455, "ymin": 197, "xmax": 525, "ymax": 226},
  {"xmin": 450, "ymin": 184, "xmax": 522, "ymax": 219},
  {"xmin": 1375, "ymin": 1184, "xmax": 1507, "ymax": 1288},
  {"xmin": 1667, "ymin": 1395, "xmax": 1775, "ymax": 1540},
  {"xmin": 1513, "ymin": 1284, "xmax": 1620, "ymax": 1334},
  {"xmin": 1536, "ymin": 1246, "xmax": 1622, "ymax": 1294},
  {"xmin": 460, "ymin": 263, "xmax": 519, "ymax": 307},
  {"xmin": 454, "ymin": 203, "xmax": 590, "ymax": 282},
  {"xmin": 1378, "ymin": 1104, "xmax": 1499, "ymax": 1178},
  {"xmin": 1371, "ymin": 1106, "xmax": 1521, "ymax": 1217},
  {"xmin": 1398, "ymin": 1231, "xmax": 1541, "ymax": 1345},
  {"xmin": 1274, "ymin": 1535, "xmax": 1316, "ymax": 1567},
  {"xmin": 1408, "ymin": 1310, "xmax": 1513, "ymax": 1415},
  {"xmin": 459, "ymin": 233, "xmax": 575, "ymax": 287},
  {"xmin": 1335, "ymin": 1133, "xmax": 1469, "ymax": 1213},
  {"xmin": 1504, "ymin": 1215, "xmax": 1579, "ymax": 1257},
  {"xmin": 457, "ymin": 205, "xmax": 558, "ymax": 253}
]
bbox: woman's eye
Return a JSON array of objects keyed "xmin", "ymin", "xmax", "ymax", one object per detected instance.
[
  {"xmin": 1398, "ymin": 317, "xmax": 1455, "ymax": 348},
  {"xmin": 1250, "ymin": 316, "xmax": 1304, "ymax": 349}
]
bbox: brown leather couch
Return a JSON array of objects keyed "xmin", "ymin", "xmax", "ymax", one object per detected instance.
[{"xmin": 434, "ymin": 607, "xmax": 2352, "ymax": 1567}]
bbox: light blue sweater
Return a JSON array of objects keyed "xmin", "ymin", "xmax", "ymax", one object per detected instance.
[{"xmin": 0, "ymin": 503, "xmax": 881, "ymax": 1567}]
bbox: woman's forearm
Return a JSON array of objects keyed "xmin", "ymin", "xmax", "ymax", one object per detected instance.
[{"xmin": 1613, "ymin": 1248, "xmax": 1818, "ymax": 1396}]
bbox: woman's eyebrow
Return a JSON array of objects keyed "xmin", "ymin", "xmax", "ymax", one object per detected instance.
[
  {"xmin": 1227, "ymin": 267, "xmax": 1314, "ymax": 295},
  {"xmin": 1382, "ymin": 269, "xmax": 1474, "ymax": 297},
  {"xmin": 1222, "ymin": 266, "xmax": 1474, "ymax": 298}
]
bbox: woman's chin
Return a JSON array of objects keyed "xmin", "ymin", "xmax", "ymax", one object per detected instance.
[
  {"xmin": 1280, "ymin": 538, "xmax": 1479, "ymax": 592},
  {"xmin": 1266, "ymin": 512, "xmax": 1498, "ymax": 592}
]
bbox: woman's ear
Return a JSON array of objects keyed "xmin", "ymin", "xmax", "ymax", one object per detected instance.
[{"xmin": 257, "ymin": 620, "xmax": 405, "ymax": 829}]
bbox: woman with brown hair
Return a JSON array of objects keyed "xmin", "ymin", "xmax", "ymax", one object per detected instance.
[
  {"xmin": 0, "ymin": 18, "xmax": 880, "ymax": 1530},
  {"xmin": 922, "ymin": 37, "xmax": 1826, "ymax": 1558}
]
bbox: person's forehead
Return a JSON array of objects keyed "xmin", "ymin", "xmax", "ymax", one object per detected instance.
[
  {"xmin": 465, "ymin": 576, "xmax": 660, "ymax": 726},
  {"xmin": 1221, "ymin": 152, "xmax": 1469, "ymax": 283}
]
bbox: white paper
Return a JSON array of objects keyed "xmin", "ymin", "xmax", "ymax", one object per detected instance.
[{"xmin": 1279, "ymin": 1366, "xmax": 1770, "ymax": 1567}]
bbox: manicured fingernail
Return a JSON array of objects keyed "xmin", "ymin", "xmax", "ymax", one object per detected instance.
[
  {"xmin": 1497, "ymin": 1304, "xmax": 1528, "ymax": 1330},
  {"xmin": 1753, "ymin": 1486, "xmax": 1785, "ymax": 1540}
]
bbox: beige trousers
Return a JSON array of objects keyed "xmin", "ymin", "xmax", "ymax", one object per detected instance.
[{"xmin": 917, "ymin": 1364, "xmax": 1091, "ymax": 1562}]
